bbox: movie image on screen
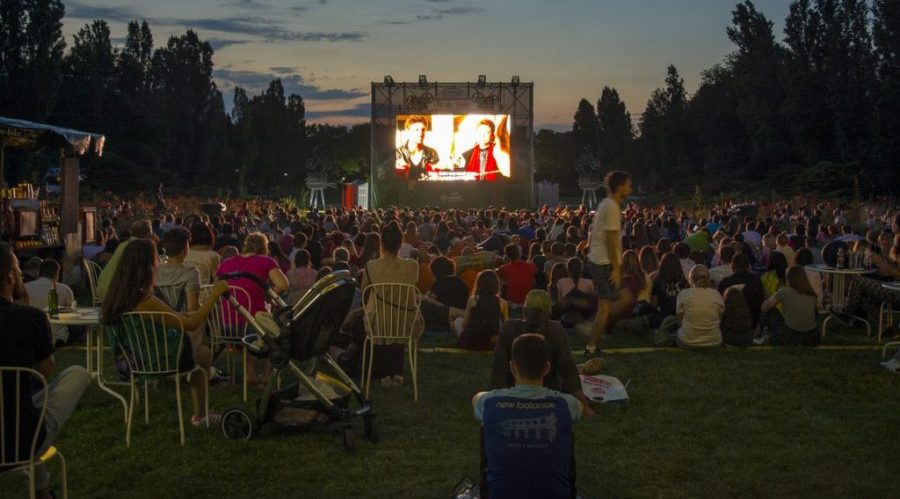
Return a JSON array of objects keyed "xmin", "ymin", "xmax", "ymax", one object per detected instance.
[{"xmin": 394, "ymin": 114, "xmax": 511, "ymax": 182}]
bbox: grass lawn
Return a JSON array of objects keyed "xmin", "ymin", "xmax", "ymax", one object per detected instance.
[{"xmin": 2, "ymin": 323, "xmax": 900, "ymax": 498}]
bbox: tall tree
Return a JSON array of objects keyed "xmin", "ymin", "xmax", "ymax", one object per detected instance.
[
  {"xmin": 151, "ymin": 30, "xmax": 220, "ymax": 185},
  {"xmin": 638, "ymin": 65, "xmax": 690, "ymax": 187},
  {"xmin": 596, "ymin": 86, "xmax": 633, "ymax": 169},
  {"xmin": 687, "ymin": 64, "xmax": 750, "ymax": 180},
  {"xmin": 784, "ymin": 0, "xmax": 875, "ymax": 164},
  {"xmin": 571, "ymin": 98, "xmax": 600, "ymax": 157},
  {"xmin": 727, "ymin": 0, "xmax": 792, "ymax": 175},
  {"xmin": 0, "ymin": 0, "xmax": 66, "ymax": 120},
  {"xmin": 873, "ymin": 0, "xmax": 900, "ymax": 187},
  {"xmin": 54, "ymin": 20, "xmax": 116, "ymax": 131}
]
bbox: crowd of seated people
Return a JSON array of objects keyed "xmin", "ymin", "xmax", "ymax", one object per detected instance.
[
  {"xmin": 77, "ymin": 183, "xmax": 899, "ymax": 363},
  {"xmin": 4, "ymin": 180, "xmax": 900, "ymax": 495}
]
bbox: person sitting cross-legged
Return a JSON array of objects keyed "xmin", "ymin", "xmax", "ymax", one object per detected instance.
[{"xmin": 473, "ymin": 334, "xmax": 583, "ymax": 499}]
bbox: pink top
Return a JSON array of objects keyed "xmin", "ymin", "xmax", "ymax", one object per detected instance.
[{"xmin": 217, "ymin": 254, "xmax": 278, "ymax": 319}]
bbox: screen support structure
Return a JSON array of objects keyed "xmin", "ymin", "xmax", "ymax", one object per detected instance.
[{"xmin": 370, "ymin": 80, "xmax": 534, "ymax": 208}]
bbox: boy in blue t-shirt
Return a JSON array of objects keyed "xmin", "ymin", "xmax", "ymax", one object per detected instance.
[{"xmin": 472, "ymin": 334, "xmax": 583, "ymax": 499}]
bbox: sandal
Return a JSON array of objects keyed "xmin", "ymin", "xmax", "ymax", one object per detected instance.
[{"xmin": 191, "ymin": 412, "xmax": 222, "ymax": 427}]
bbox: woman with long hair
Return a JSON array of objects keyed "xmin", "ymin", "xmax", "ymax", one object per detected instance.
[
  {"xmin": 639, "ymin": 245, "xmax": 659, "ymax": 280},
  {"xmin": 102, "ymin": 239, "xmax": 230, "ymax": 426},
  {"xmin": 453, "ymin": 269, "xmax": 509, "ymax": 351},
  {"xmin": 358, "ymin": 232, "xmax": 381, "ymax": 270},
  {"xmin": 761, "ymin": 250, "xmax": 788, "ymax": 308},
  {"xmin": 650, "ymin": 252, "xmax": 689, "ymax": 319},
  {"xmin": 761, "ymin": 265, "xmax": 819, "ymax": 346}
]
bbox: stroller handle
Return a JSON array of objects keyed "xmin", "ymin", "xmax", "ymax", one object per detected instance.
[
  {"xmin": 219, "ymin": 271, "xmax": 270, "ymax": 291},
  {"xmin": 220, "ymin": 271, "xmax": 289, "ymax": 310}
]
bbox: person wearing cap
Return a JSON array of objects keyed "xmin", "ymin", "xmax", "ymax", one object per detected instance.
[{"xmin": 491, "ymin": 289, "xmax": 594, "ymax": 418}]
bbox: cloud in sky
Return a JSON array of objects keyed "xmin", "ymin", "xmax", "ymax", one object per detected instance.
[
  {"xmin": 213, "ymin": 69, "xmax": 367, "ymax": 101},
  {"xmin": 417, "ymin": 6, "xmax": 486, "ymax": 21},
  {"xmin": 305, "ymin": 102, "xmax": 371, "ymax": 120},
  {"xmin": 66, "ymin": 1, "xmax": 365, "ymax": 43}
]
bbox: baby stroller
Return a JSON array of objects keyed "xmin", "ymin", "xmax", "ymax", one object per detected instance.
[{"xmin": 216, "ymin": 269, "xmax": 375, "ymax": 452}]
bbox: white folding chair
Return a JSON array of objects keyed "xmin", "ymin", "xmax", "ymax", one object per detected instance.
[
  {"xmin": 361, "ymin": 283, "xmax": 423, "ymax": 401},
  {"xmin": 878, "ymin": 301, "xmax": 900, "ymax": 344},
  {"xmin": 0, "ymin": 367, "xmax": 68, "ymax": 498},
  {"xmin": 82, "ymin": 259, "xmax": 103, "ymax": 306},
  {"xmin": 110, "ymin": 312, "xmax": 207, "ymax": 446},
  {"xmin": 205, "ymin": 285, "xmax": 252, "ymax": 401}
]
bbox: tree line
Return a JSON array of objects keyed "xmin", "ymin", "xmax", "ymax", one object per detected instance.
[
  {"xmin": 542, "ymin": 0, "xmax": 899, "ymax": 198},
  {"xmin": 0, "ymin": 0, "xmax": 370, "ymax": 197},
  {"xmin": 1, "ymin": 0, "xmax": 898, "ymax": 199}
]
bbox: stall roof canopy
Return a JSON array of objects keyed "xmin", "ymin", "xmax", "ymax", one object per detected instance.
[{"xmin": 0, "ymin": 116, "xmax": 105, "ymax": 156}]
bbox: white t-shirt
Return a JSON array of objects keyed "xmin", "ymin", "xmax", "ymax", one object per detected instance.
[
  {"xmin": 25, "ymin": 277, "xmax": 75, "ymax": 343},
  {"xmin": 676, "ymin": 287, "xmax": 724, "ymax": 348},
  {"xmin": 708, "ymin": 265, "xmax": 734, "ymax": 288},
  {"xmin": 184, "ymin": 249, "xmax": 221, "ymax": 286},
  {"xmin": 588, "ymin": 197, "xmax": 621, "ymax": 265}
]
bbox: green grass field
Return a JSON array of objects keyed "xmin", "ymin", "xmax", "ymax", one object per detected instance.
[{"xmin": 2, "ymin": 324, "xmax": 900, "ymax": 499}]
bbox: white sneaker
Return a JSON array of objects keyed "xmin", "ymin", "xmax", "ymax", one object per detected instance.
[
  {"xmin": 753, "ymin": 334, "xmax": 770, "ymax": 346},
  {"xmin": 880, "ymin": 358, "xmax": 900, "ymax": 375}
]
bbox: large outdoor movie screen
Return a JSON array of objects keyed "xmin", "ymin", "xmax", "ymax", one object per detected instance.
[{"xmin": 394, "ymin": 114, "xmax": 511, "ymax": 182}]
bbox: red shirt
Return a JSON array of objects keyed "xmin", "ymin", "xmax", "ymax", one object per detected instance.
[{"xmin": 497, "ymin": 260, "xmax": 537, "ymax": 305}]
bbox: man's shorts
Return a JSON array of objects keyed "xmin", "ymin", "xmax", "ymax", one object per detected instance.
[{"xmin": 588, "ymin": 262, "xmax": 617, "ymax": 300}]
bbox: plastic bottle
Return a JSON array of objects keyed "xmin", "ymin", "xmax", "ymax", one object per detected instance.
[
  {"xmin": 836, "ymin": 248, "xmax": 846, "ymax": 269},
  {"xmin": 48, "ymin": 280, "xmax": 59, "ymax": 318}
]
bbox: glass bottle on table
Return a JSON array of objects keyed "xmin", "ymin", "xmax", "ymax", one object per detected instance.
[
  {"xmin": 836, "ymin": 248, "xmax": 846, "ymax": 270},
  {"xmin": 48, "ymin": 279, "xmax": 59, "ymax": 318}
]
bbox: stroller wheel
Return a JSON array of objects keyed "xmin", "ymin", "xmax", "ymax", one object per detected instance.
[
  {"xmin": 340, "ymin": 424, "xmax": 355, "ymax": 453},
  {"xmin": 221, "ymin": 406, "xmax": 257, "ymax": 441},
  {"xmin": 363, "ymin": 414, "xmax": 378, "ymax": 443}
]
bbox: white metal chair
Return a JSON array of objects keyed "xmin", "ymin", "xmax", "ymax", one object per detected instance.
[
  {"xmin": 205, "ymin": 285, "xmax": 252, "ymax": 401},
  {"xmin": 878, "ymin": 301, "xmax": 900, "ymax": 344},
  {"xmin": 82, "ymin": 259, "xmax": 103, "ymax": 306},
  {"xmin": 0, "ymin": 367, "xmax": 68, "ymax": 498},
  {"xmin": 361, "ymin": 283, "xmax": 423, "ymax": 401},
  {"xmin": 110, "ymin": 312, "xmax": 207, "ymax": 446}
]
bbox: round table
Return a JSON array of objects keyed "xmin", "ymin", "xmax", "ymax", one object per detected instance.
[
  {"xmin": 805, "ymin": 264, "xmax": 877, "ymax": 338},
  {"xmin": 48, "ymin": 307, "xmax": 128, "ymax": 421}
]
